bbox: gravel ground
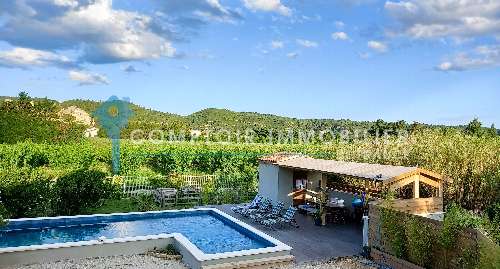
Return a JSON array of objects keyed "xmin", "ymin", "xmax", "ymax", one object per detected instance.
[
  {"xmin": 8, "ymin": 255, "xmax": 379, "ymax": 269},
  {"xmin": 6, "ymin": 255, "xmax": 187, "ymax": 269},
  {"xmin": 281, "ymin": 256, "xmax": 381, "ymax": 269}
]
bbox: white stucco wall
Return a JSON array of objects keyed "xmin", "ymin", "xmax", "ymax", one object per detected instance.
[
  {"xmin": 258, "ymin": 163, "xmax": 294, "ymax": 206},
  {"xmin": 258, "ymin": 163, "xmax": 279, "ymax": 201},
  {"xmin": 277, "ymin": 167, "xmax": 294, "ymax": 207}
]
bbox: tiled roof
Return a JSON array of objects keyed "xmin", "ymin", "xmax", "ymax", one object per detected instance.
[
  {"xmin": 259, "ymin": 152, "xmax": 304, "ymax": 164},
  {"xmin": 275, "ymin": 156, "xmax": 418, "ymax": 181}
]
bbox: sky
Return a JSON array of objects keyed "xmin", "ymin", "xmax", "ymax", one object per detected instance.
[{"xmin": 0, "ymin": 0, "xmax": 499, "ymax": 126}]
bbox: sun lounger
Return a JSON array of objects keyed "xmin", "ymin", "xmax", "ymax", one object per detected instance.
[
  {"xmin": 249, "ymin": 201, "xmax": 284, "ymax": 222},
  {"xmin": 231, "ymin": 194, "xmax": 262, "ymax": 214},
  {"xmin": 242, "ymin": 197, "xmax": 272, "ymax": 218},
  {"xmin": 260, "ymin": 206, "xmax": 299, "ymax": 230}
]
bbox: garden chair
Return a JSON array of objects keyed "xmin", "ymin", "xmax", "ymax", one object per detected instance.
[
  {"xmin": 154, "ymin": 188, "xmax": 177, "ymax": 207},
  {"xmin": 249, "ymin": 201, "xmax": 284, "ymax": 223},
  {"xmin": 177, "ymin": 186, "xmax": 202, "ymax": 206},
  {"xmin": 231, "ymin": 194, "xmax": 262, "ymax": 214},
  {"xmin": 260, "ymin": 206, "xmax": 299, "ymax": 230}
]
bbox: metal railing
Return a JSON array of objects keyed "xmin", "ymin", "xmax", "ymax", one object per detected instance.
[{"xmin": 108, "ymin": 174, "xmax": 256, "ymax": 205}]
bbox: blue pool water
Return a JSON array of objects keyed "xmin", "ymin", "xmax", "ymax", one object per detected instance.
[{"xmin": 0, "ymin": 210, "xmax": 274, "ymax": 254}]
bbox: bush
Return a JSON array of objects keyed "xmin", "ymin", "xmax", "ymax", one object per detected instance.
[
  {"xmin": 405, "ymin": 217, "xmax": 435, "ymax": 267},
  {"xmin": 0, "ymin": 203, "xmax": 8, "ymax": 226},
  {"xmin": 53, "ymin": 169, "xmax": 117, "ymax": 215},
  {"xmin": 380, "ymin": 207, "xmax": 407, "ymax": 259},
  {"xmin": 0, "ymin": 169, "xmax": 53, "ymax": 218}
]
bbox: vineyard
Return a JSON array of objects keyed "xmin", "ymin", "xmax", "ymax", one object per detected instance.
[{"xmin": 0, "ymin": 129, "xmax": 499, "ymax": 212}]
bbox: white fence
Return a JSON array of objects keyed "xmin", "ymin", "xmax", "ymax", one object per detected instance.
[
  {"xmin": 175, "ymin": 174, "xmax": 217, "ymax": 190},
  {"xmin": 120, "ymin": 177, "xmax": 156, "ymax": 197},
  {"xmin": 112, "ymin": 175, "xmax": 218, "ymax": 197}
]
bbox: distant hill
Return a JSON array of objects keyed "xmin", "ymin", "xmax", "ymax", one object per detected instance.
[{"xmin": 2, "ymin": 95, "xmax": 498, "ymax": 141}]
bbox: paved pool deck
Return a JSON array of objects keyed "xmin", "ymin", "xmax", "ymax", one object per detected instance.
[{"xmin": 208, "ymin": 204, "xmax": 363, "ymax": 263}]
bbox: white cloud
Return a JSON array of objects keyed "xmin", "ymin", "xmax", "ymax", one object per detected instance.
[
  {"xmin": 0, "ymin": 47, "xmax": 76, "ymax": 69},
  {"xmin": 270, "ymin": 40, "xmax": 284, "ymax": 49},
  {"xmin": 296, "ymin": 39, "xmax": 318, "ymax": 48},
  {"xmin": 0, "ymin": 0, "xmax": 182, "ymax": 65},
  {"xmin": 367, "ymin": 40, "xmax": 388, "ymax": 53},
  {"xmin": 286, "ymin": 51, "xmax": 299, "ymax": 58},
  {"xmin": 334, "ymin": 21, "xmax": 345, "ymax": 29},
  {"xmin": 69, "ymin": 70, "xmax": 109, "ymax": 86},
  {"xmin": 243, "ymin": 0, "xmax": 291, "ymax": 16},
  {"xmin": 156, "ymin": 0, "xmax": 241, "ymax": 23},
  {"xmin": 331, "ymin": 32, "xmax": 350, "ymax": 41},
  {"xmin": 436, "ymin": 45, "xmax": 500, "ymax": 71},
  {"xmin": 385, "ymin": 0, "xmax": 500, "ymax": 40}
]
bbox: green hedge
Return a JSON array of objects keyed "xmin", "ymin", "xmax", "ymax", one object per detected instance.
[
  {"xmin": 0, "ymin": 168, "xmax": 117, "ymax": 218},
  {"xmin": 53, "ymin": 169, "xmax": 118, "ymax": 215}
]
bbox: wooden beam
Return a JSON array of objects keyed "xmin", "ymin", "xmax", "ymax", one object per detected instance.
[
  {"xmin": 414, "ymin": 175, "xmax": 420, "ymax": 199},
  {"xmin": 388, "ymin": 175, "xmax": 418, "ymax": 191},
  {"xmin": 419, "ymin": 175, "xmax": 441, "ymax": 189}
]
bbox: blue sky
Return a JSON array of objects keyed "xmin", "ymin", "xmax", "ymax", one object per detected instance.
[{"xmin": 0, "ymin": 0, "xmax": 499, "ymax": 126}]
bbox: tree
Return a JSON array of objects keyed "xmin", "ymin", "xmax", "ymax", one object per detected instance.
[
  {"xmin": 488, "ymin": 124, "xmax": 498, "ymax": 137},
  {"xmin": 465, "ymin": 118, "xmax": 482, "ymax": 136},
  {"xmin": 16, "ymin": 91, "xmax": 33, "ymax": 111},
  {"xmin": 410, "ymin": 121, "xmax": 424, "ymax": 134},
  {"xmin": 369, "ymin": 119, "xmax": 387, "ymax": 137}
]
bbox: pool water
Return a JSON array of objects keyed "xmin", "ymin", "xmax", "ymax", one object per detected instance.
[{"xmin": 0, "ymin": 211, "xmax": 274, "ymax": 254}]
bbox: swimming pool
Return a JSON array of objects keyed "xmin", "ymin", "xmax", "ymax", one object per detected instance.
[
  {"xmin": 0, "ymin": 210, "xmax": 272, "ymax": 254},
  {"xmin": 0, "ymin": 208, "xmax": 293, "ymax": 268}
]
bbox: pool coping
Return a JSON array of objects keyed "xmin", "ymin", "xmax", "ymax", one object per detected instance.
[{"xmin": 0, "ymin": 208, "xmax": 292, "ymax": 265}]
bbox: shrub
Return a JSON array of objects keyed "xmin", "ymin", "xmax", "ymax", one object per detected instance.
[
  {"xmin": 53, "ymin": 169, "xmax": 117, "ymax": 215},
  {"xmin": 405, "ymin": 216, "xmax": 435, "ymax": 267},
  {"xmin": 380, "ymin": 207, "xmax": 407, "ymax": 259},
  {"xmin": 0, "ymin": 169, "xmax": 53, "ymax": 218},
  {"xmin": 133, "ymin": 194, "xmax": 159, "ymax": 212},
  {"xmin": 441, "ymin": 203, "xmax": 482, "ymax": 249},
  {"xmin": 0, "ymin": 203, "xmax": 8, "ymax": 226}
]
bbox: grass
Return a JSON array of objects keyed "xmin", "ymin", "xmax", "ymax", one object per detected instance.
[
  {"xmin": 84, "ymin": 198, "xmax": 204, "ymax": 215},
  {"xmin": 84, "ymin": 198, "xmax": 140, "ymax": 214}
]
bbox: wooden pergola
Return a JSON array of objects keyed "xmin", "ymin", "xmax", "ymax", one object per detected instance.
[{"xmin": 262, "ymin": 153, "xmax": 446, "ymax": 199}]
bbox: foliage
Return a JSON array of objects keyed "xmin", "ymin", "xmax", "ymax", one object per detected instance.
[
  {"xmin": 133, "ymin": 194, "xmax": 159, "ymax": 212},
  {"xmin": 405, "ymin": 216, "xmax": 435, "ymax": 267},
  {"xmin": 441, "ymin": 203, "xmax": 482, "ymax": 249},
  {"xmin": 484, "ymin": 203, "xmax": 500, "ymax": 245},
  {"xmin": 465, "ymin": 118, "xmax": 483, "ymax": 136},
  {"xmin": 0, "ymin": 203, "xmax": 8, "ymax": 226},
  {"xmin": 0, "ymin": 168, "xmax": 54, "ymax": 218},
  {"xmin": 83, "ymin": 198, "xmax": 139, "ymax": 215},
  {"xmin": 0, "ymin": 127, "xmax": 498, "ymax": 212},
  {"xmin": 52, "ymin": 169, "xmax": 118, "ymax": 215},
  {"xmin": 378, "ymin": 202, "xmax": 499, "ymax": 269},
  {"xmin": 0, "ymin": 93, "xmax": 85, "ymax": 144},
  {"xmin": 477, "ymin": 235, "xmax": 500, "ymax": 269},
  {"xmin": 380, "ymin": 207, "xmax": 407, "ymax": 259}
]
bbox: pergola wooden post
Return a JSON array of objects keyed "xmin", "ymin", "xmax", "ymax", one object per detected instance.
[{"xmin": 385, "ymin": 169, "xmax": 444, "ymax": 198}]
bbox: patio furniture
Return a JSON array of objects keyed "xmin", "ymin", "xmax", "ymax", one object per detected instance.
[
  {"xmin": 231, "ymin": 194, "xmax": 262, "ymax": 214},
  {"xmin": 297, "ymin": 204, "xmax": 317, "ymax": 215},
  {"xmin": 242, "ymin": 198, "xmax": 272, "ymax": 218},
  {"xmin": 325, "ymin": 198, "xmax": 348, "ymax": 223},
  {"xmin": 261, "ymin": 206, "xmax": 299, "ymax": 230},
  {"xmin": 249, "ymin": 201, "xmax": 284, "ymax": 223},
  {"xmin": 177, "ymin": 186, "xmax": 202, "ymax": 205},
  {"xmin": 154, "ymin": 188, "xmax": 177, "ymax": 207}
]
